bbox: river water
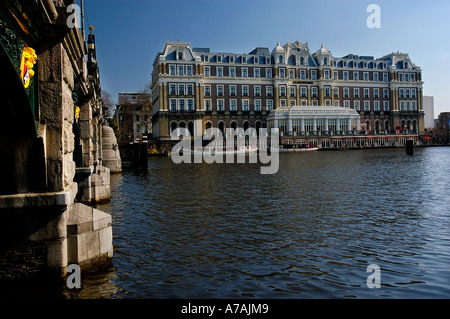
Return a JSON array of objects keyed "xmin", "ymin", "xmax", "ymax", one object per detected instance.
[{"xmin": 28, "ymin": 147, "xmax": 450, "ymax": 298}]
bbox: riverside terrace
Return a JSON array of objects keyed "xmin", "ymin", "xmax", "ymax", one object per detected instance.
[{"xmin": 266, "ymin": 105, "xmax": 420, "ymax": 150}]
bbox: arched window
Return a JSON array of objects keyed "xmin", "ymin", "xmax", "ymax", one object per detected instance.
[
  {"xmin": 218, "ymin": 121, "xmax": 225, "ymax": 135},
  {"xmin": 324, "ymin": 57, "xmax": 328, "ymax": 65},
  {"xmin": 300, "ymin": 57, "xmax": 304, "ymax": 65},
  {"xmin": 170, "ymin": 121, "xmax": 178, "ymax": 134},
  {"xmin": 188, "ymin": 121, "xmax": 195, "ymax": 137},
  {"xmin": 279, "ymin": 55, "xmax": 283, "ymax": 64}
]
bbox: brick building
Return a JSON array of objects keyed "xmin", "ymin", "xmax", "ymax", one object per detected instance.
[{"xmin": 151, "ymin": 41, "xmax": 425, "ymax": 148}]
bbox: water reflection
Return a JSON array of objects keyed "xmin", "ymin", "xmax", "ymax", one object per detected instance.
[{"xmin": 73, "ymin": 148, "xmax": 450, "ymax": 298}]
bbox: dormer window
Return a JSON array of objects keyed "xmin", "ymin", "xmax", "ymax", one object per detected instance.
[
  {"xmin": 324, "ymin": 57, "xmax": 328, "ymax": 65},
  {"xmin": 178, "ymin": 52, "xmax": 183, "ymax": 60},
  {"xmin": 217, "ymin": 55, "xmax": 222, "ymax": 63},
  {"xmin": 279, "ymin": 55, "xmax": 283, "ymax": 64},
  {"xmin": 300, "ymin": 57, "xmax": 304, "ymax": 65}
]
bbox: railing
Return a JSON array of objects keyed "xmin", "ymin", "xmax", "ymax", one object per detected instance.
[{"xmin": 279, "ymin": 130, "xmax": 419, "ymax": 137}]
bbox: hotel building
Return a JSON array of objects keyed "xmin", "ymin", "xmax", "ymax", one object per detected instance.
[{"xmin": 151, "ymin": 41, "xmax": 424, "ymax": 148}]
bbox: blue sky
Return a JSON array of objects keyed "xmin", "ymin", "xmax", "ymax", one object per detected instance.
[{"xmin": 82, "ymin": 0, "xmax": 450, "ymax": 118}]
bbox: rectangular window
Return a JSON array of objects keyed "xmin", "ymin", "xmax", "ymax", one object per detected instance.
[
  {"xmin": 169, "ymin": 65, "xmax": 176, "ymax": 75},
  {"xmin": 187, "ymin": 99, "xmax": 194, "ymax": 111},
  {"xmin": 364, "ymin": 101, "xmax": 370, "ymax": 111},
  {"xmin": 363, "ymin": 72, "xmax": 369, "ymax": 81},
  {"xmin": 266, "ymin": 68, "xmax": 272, "ymax": 78},
  {"xmin": 412, "ymin": 89, "xmax": 416, "ymax": 98},
  {"xmin": 230, "ymin": 99, "xmax": 237, "ymax": 111},
  {"xmin": 187, "ymin": 84, "xmax": 193, "ymax": 95},
  {"xmin": 325, "ymin": 87, "xmax": 330, "ymax": 98},
  {"xmin": 230, "ymin": 67, "xmax": 236, "ymax": 77},
  {"xmin": 353, "ymin": 88, "xmax": 359, "ymax": 98},
  {"xmin": 364, "ymin": 88, "xmax": 370, "ymax": 98},
  {"xmin": 242, "ymin": 99, "xmax": 249, "ymax": 111},
  {"xmin": 383, "ymin": 89, "xmax": 389, "ymax": 98},
  {"xmin": 343, "ymin": 71, "xmax": 348, "ymax": 81},
  {"xmin": 217, "ymin": 85, "xmax": 224, "ymax": 96},
  {"xmin": 344, "ymin": 100, "xmax": 349, "ymax": 108},
  {"xmin": 343, "ymin": 88, "xmax": 349, "ymax": 98},
  {"xmin": 311, "ymin": 70, "xmax": 317, "ymax": 80},
  {"xmin": 300, "ymin": 70, "xmax": 306, "ymax": 80},
  {"xmin": 280, "ymin": 86, "xmax": 286, "ymax": 96},
  {"xmin": 406, "ymin": 89, "xmax": 410, "ymax": 98},
  {"xmin": 333, "ymin": 87, "xmax": 339, "ymax": 98},
  {"xmin": 178, "ymin": 84, "xmax": 185, "ymax": 95},
  {"xmin": 204, "ymin": 85, "xmax": 211, "ymax": 96},
  {"xmin": 186, "ymin": 65, "xmax": 192, "ymax": 76},
  {"xmin": 354, "ymin": 100, "xmax": 360, "ymax": 111},
  {"xmin": 374, "ymin": 88, "xmax": 379, "ymax": 99},
  {"xmin": 289, "ymin": 69, "xmax": 294, "ymax": 79},
  {"xmin": 266, "ymin": 86, "xmax": 273, "ymax": 96},
  {"xmin": 254, "ymin": 86, "xmax": 261, "ymax": 96},
  {"xmin": 169, "ymin": 84, "xmax": 176, "ymax": 95},
  {"xmin": 179, "ymin": 99, "xmax": 185, "ymax": 111},
  {"xmin": 243, "ymin": 85, "xmax": 249, "ymax": 96},
  {"xmin": 311, "ymin": 100, "xmax": 318, "ymax": 106},
  {"xmin": 374, "ymin": 101, "xmax": 380, "ymax": 111},
  {"xmin": 279, "ymin": 68, "xmax": 286, "ymax": 78},
  {"xmin": 383, "ymin": 101, "xmax": 389, "ymax": 111},
  {"xmin": 204, "ymin": 67, "xmax": 210, "ymax": 77},
  {"xmin": 242, "ymin": 68, "xmax": 248, "ymax": 78},
  {"xmin": 311, "ymin": 87, "xmax": 318, "ymax": 98},
  {"xmin": 178, "ymin": 65, "xmax": 184, "ymax": 76},
  {"xmin": 217, "ymin": 99, "xmax": 224, "ymax": 111},
  {"xmin": 266, "ymin": 100, "xmax": 273, "ymax": 111},
  {"xmin": 217, "ymin": 67, "xmax": 223, "ymax": 77},
  {"xmin": 383, "ymin": 73, "xmax": 388, "ymax": 82},
  {"xmin": 353, "ymin": 71, "xmax": 359, "ymax": 81},
  {"xmin": 230, "ymin": 85, "xmax": 236, "ymax": 96},
  {"xmin": 301, "ymin": 87, "xmax": 307, "ymax": 98},
  {"xmin": 302, "ymin": 100, "xmax": 308, "ymax": 106},
  {"xmin": 170, "ymin": 99, "xmax": 177, "ymax": 111},
  {"xmin": 399, "ymin": 89, "xmax": 404, "ymax": 98},
  {"xmin": 280, "ymin": 99, "xmax": 287, "ymax": 107},
  {"xmin": 255, "ymin": 99, "xmax": 262, "ymax": 111},
  {"xmin": 324, "ymin": 69, "xmax": 330, "ymax": 79},
  {"xmin": 254, "ymin": 68, "xmax": 260, "ymax": 78},
  {"xmin": 333, "ymin": 71, "xmax": 338, "ymax": 80},
  {"xmin": 205, "ymin": 99, "xmax": 211, "ymax": 111},
  {"xmin": 290, "ymin": 86, "xmax": 296, "ymax": 97}
]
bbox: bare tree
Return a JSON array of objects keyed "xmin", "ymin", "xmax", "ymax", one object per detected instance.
[{"xmin": 102, "ymin": 90, "xmax": 115, "ymax": 118}]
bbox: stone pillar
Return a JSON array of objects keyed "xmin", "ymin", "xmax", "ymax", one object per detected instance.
[
  {"xmin": 101, "ymin": 126, "xmax": 122, "ymax": 173},
  {"xmin": 313, "ymin": 118, "xmax": 317, "ymax": 133},
  {"xmin": 325, "ymin": 118, "xmax": 329, "ymax": 133}
]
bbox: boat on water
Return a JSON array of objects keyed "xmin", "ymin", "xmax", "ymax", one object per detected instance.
[{"xmin": 279, "ymin": 147, "xmax": 318, "ymax": 152}]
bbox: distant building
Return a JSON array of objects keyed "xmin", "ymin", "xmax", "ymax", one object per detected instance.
[
  {"xmin": 116, "ymin": 92, "xmax": 152, "ymax": 143},
  {"xmin": 151, "ymin": 41, "xmax": 425, "ymax": 148},
  {"xmin": 423, "ymin": 96, "xmax": 434, "ymax": 130},
  {"xmin": 436, "ymin": 112, "xmax": 450, "ymax": 144}
]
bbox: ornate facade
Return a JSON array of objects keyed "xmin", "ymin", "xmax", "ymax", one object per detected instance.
[{"xmin": 151, "ymin": 41, "xmax": 424, "ymax": 148}]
